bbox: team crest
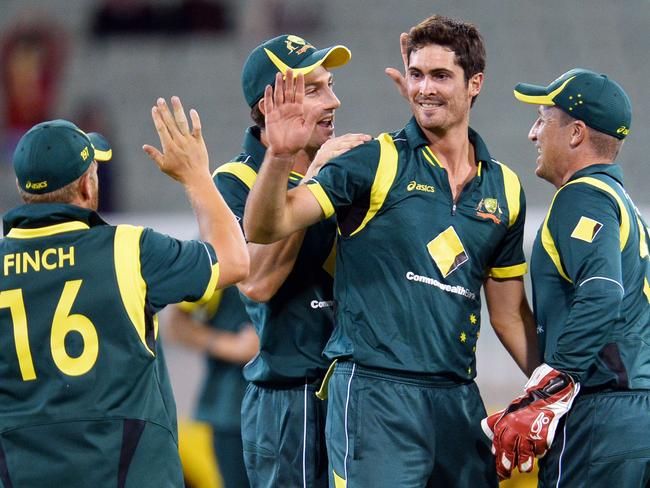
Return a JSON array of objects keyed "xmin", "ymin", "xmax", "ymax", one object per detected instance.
[
  {"xmin": 476, "ymin": 197, "xmax": 502, "ymax": 225},
  {"xmin": 285, "ymin": 35, "xmax": 315, "ymax": 55},
  {"xmin": 427, "ymin": 226, "xmax": 469, "ymax": 278}
]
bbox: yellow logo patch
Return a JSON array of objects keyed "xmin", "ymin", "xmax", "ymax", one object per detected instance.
[
  {"xmin": 617, "ymin": 126, "xmax": 630, "ymax": 136},
  {"xmin": 80, "ymin": 146, "xmax": 90, "ymax": 161},
  {"xmin": 570, "ymin": 216, "xmax": 603, "ymax": 243},
  {"xmin": 427, "ymin": 226, "xmax": 469, "ymax": 277}
]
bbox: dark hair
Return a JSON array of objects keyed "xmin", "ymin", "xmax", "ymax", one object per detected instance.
[
  {"xmin": 250, "ymin": 101, "xmax": 265, "ymax": 129},
  {"xmin": 407, "ymin": 15, "xmax": 486, "ymax": 106}
]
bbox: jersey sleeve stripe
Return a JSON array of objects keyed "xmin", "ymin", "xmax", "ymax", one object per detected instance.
[
  {"xmin": 212, "ymin": 162, "xmax": 258, "ymax": 190},
  {"xmin": 487, "ymin": 263, "xmax": 528, "ymax": 278},
  {"xmin": 306, "ymin": 182, "xmax": 336, "ymax": 219},
  {"xmin": 496, "ymin": 162, "xmax": 521, "ymax": 228},
  {"xmin": 196, "ymin": 262, "xmax": 220, "ymax": 305},
  {"xmin": 349, "ymin": 133, "xmax": 399, "ymax": 237},
  {"xmin": 114, "ymin": 225, "xmax": 155, "ymax": 356}
]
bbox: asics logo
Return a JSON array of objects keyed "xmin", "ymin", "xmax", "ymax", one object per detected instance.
[{"xmin": 407, "ymin": 180, "xmax": 435, "ymax": 193}]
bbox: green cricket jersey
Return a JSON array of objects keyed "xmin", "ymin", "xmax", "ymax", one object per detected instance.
[
  {"xmin": 213, "ymin": 127, "xmax": 336, "ymax": 384},
  {"xmin": 531, "ymin": 163, "xmax": 650, "ymax": 388},
  {"xmin": 0, "ymin": 203, "xmax": 218, "ymax": 487},
  {"xmin": 181, "ymin": 285, "xmax": 251, "ymax": 431},
  {"xmin": 306, "ymin": 118, "xmax": 527, "ymax": 381}
]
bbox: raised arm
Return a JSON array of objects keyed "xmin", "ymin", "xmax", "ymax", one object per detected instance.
[
  {"xmin": 484, "ymin": 276, "xmax": 540, "ymax": 377},
  {"xmin": 143, "ymin": 96, "xmax": 249, "ymax": 288},
  {"xmin": 244, "ymin": 70, "xmax": 325, "ymax": 244}
]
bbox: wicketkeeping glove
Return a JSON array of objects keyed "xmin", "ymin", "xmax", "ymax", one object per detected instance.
[{"xmin": 481, "ymin": 364, "xmax": 580, "ymax": 480}]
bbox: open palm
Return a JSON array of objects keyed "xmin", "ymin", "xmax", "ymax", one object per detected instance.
[{"xmin": 264, "ymin": 70, "xmax": 318, "ymax": 157}]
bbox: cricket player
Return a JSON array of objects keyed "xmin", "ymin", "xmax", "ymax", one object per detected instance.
[
  {"xmin": 0, "ymin": 98, "xmax": 248, "ymax": 487},
  {"xmin": 212, "ymin": 34, "xmax": 369, "ymax": 487},
  {"xmin": 167, "ymin": 286, "xmax": 258, "ymax": 488},
  {"xmin": 244, "ymin": 15, "xmax": 538, "ymax": 488},
  {"xmin": 484, "ymin": 69, "xmax": 650, "ymax": 486}
]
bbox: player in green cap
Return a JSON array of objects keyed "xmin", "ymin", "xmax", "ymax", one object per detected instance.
[
  {"xmin": 0, "ymin": 97, "xmax": 248, "ymax": 487},
  {"xmin": 244, "ymin": 15, "xmax": 539, "ymax": 488},
  {"xmin": 213, "ymin": 34, "xmax": 370, "ymax": 487},
  {"xmin": 483, "ymin": 69, "xmax": 650, "ymax": 486}
]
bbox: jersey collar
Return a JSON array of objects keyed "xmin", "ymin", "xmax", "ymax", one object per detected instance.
[
  {"xmin": 404, "ymin": 117, "xmax": 494, "ymax": 166},
  {"xmin": 567, "ymin": 163, "xmax": 624, "ymax": 186},
  {"xmin": 3, "ymin": 203, "xmax": 107, "ymax": 237},
  {"xmin": 241, "ymin": 126, "xmax": 268, "ymax": 170}
]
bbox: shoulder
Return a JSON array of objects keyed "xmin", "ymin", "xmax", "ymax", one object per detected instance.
[
  {"xmin": 212, "ymin": 155, "xmax": 258, "ymax": 192},
  {"xmin": 553, "ymin": 177, "xmax": 620, "ymax": 212}
]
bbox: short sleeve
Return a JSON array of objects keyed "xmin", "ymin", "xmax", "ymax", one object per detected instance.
[
  {"xmin": 307, "ymin": 140, "xmax": 381, "ymax": 219},
  {"xmin": 487, "ymin": 167, "xmax": 527, "ymax": 278},
  {"xmin": 139, "ymin": 228, "xmax": 219, "ymax": 310}
]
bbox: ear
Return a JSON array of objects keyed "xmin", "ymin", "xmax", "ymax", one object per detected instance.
[
  {"xmin": 569, "ymin": 120, "xmax": 587, "ymax": 148},
  {"xmin": 257, "ymin": 98, "xmax": 267, "ymax": 117},
  {"xmin": 78, "ymin": 171, "xmax": 93, "ymax": 202},
  {"xmin": 468, "ymin": 72, "xmax": 484, "ymax": 98}
]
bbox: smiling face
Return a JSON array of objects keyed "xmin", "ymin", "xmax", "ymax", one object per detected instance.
[
  {"xmin": 528, "ymin": 106, "xmax": 573, "ymax": 187},
  {"xmin": 301, "ymin": 66, "xmax": 341, "ymax": 152},
  {"xmin": 406, "ymin": 44, "xmax": 482, "ymax": 135}
]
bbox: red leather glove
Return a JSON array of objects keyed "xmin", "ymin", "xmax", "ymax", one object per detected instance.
[{"xmin": 481, "ymin": 364, "xmax": 580, "ymax": 480}]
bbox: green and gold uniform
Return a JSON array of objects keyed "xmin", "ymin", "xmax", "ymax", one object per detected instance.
[
  {"xmin": 181, "ymin": 286, "xmax": 252, "ymax": 488},
  {"xmin": 0, "ymin": 203, "xmax": 219, "ymax": 488},
  {"xmin": 213, "ymin": 127, "xmax": 335, "ymax": 488},
  {"xmin": 530, "ymin": 164, "xmax": 650, "ymax": 487},
  {"xmin": 306, "ymin": 118, "xmax": 527, "ymax": 487}
]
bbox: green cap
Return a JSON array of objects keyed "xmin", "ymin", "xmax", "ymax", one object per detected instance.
[
  {"xmin": 241, "ymin": 34, "xmax": 351, "ymax": 108},
  {"xmin": 514, "ymin": 68, "xmax": 632, "ymax": 139},
  {"xmin": 13, "ymin": 119, "xmax": 112, "ymax": 194}
]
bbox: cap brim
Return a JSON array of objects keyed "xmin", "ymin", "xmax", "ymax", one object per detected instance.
[
  {"xmin": 514, "ymin": 74, "xmax": 579, "ymax": 106},
  {"xmin": 293, "ymin": 45, "xmax": 351, "ymax": 75},
  {"xmin": 87, "ymin": 132, "xmax": 112, "ymax": 162},
  {"xmin": 513, "ymin": 83, "xmax": 556, "ymax": 105}
]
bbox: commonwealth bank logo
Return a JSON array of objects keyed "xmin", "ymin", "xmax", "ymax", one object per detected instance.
[
  {"xmin": 570, "ymin": 216, "xmax": 603, "ymax": 243},
  {"xmin": 427, "ymin": 226, "xmax": 468, "ymax": 277}
]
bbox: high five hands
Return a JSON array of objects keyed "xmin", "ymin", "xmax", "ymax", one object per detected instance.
[
  {"xmin": 264, "ymin": 70, "xmax": 319, "ymax": 159},
  {"xmin": 143, "ymin": 96, "xmax": 210, "ymax": 185}
]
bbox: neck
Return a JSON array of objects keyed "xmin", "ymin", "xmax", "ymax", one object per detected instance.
[
  {"xmin": 557, "ymin": 157, "xmax": 614, "ymax": 188},
  {"xmin": 421, "ymin": 121, "xmax": 475, "ymax": 175}
]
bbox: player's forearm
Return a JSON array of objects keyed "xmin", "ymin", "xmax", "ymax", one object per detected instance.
[
  {"xmin": 491, "ymin": 306, "xmax": 540, "ymax": 377},
  {"xmin": 165, "ymin": 306, "xmax": 215, "ymax": 351},
  {"xmin": 185, "ymin": 175, "xmax": 249, "ymax": 287},
  {"xmin": 485, "ymin": 277, "xmax": 540, "ymax": 376},
  {"xmin": 209, "ymin": 328, "xmax": 259, "ymax": 364},
  {"xmin": 238, "ymin": 231, "xmax": 307, "ymax": 302},
  {"xmin": 244, "ymin": 151, "xmax": 296, "ymax": 243}
]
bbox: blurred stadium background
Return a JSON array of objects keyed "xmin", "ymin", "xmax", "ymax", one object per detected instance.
[{"xmin": 1, "ymin": 1, "xmax": 648, "ymax": 485}]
